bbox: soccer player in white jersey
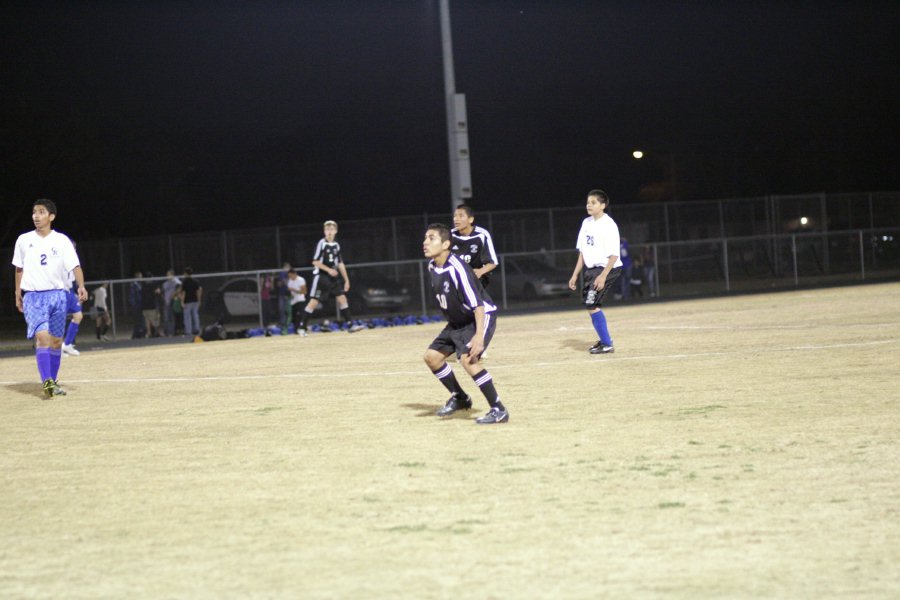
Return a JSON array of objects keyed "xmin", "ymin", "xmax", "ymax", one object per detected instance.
[
  {"xmin": 423, "ymin": 223, "xmax": 508, "ymax": 424},
  {"xmin": 12, "ymin": 199, "xmax": 88, "ymax": 397},
  {"xmin": 450, "ymin": 204, "xmax": 498, "ymax": 288},
  {"xmin": 568, "ymin": 189, "xmax": 623, "ymax": 354}
]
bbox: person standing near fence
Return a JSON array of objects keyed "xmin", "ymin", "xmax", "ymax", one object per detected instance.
[
  {"xmin": 92, "ymin": 282, "xmax": 111, "ymax": 341},
  {"xmin": 129, "ymin": 272, "xmax": 145, "ymax": 339},
  {"xmin": 451, "ymin": 204, "xmax": 498, "ymax": 288},
  {"xmin": 568, "ymin": 189, "xmax": 623, "ymax": 355},
  {"xmin": 179, "ymin": 267, "xmax": 202, "ymax": 337},
  {"xmin": 277, "ymin": 262, "xmax": 292, "ymax": 333},
  {"xmin": 12, "ymin": 199, "xmax": 87, "ymax": 398},
  {"xmin": 161, "ymin": 269, "xmax": 181, "ymax": 337},
  {"xmin": 286, "ymin": 268, "xmax": 307, "ymax": 334}
]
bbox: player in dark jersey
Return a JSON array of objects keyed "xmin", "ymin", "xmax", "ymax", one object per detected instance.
[
  {"xmin": 422, "ymin": 223, "xmax": 508, "ymax": 424},
  {"xmin": 297, "ymin": 220, "xmax": 365, "ymax": 334},
  {"xmin": 451, "ymin": 204, "xmax": 498, "ymax": 287}
]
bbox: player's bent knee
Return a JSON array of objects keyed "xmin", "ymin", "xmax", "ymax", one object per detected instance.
[{"xmin": 423, "ymin": 350, "xmax": 443, "ymax": 368}]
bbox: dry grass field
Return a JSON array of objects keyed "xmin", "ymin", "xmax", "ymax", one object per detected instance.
[{"xmin": 2, "ymin": 283, "xmax": 899, "ymax": 599}]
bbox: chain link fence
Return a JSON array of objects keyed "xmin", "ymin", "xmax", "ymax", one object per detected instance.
[
  {"xmin": 32, "ymin": 226, "xmax": 893, "ymax": 342},
  {"xmin": 3, "ymin": 192, "xmax": 899, "ymax": 323}
]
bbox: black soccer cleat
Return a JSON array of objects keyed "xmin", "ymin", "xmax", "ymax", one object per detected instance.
[
  {"xmin": 589, "ymin": 341, "xmax": 614, "ymax": 354},
  {"xmin": 436, "ymin": 393, "xmax": 473, "ymax": 417},
  {"xmin": 475, "ymin": 407, "xmax": 509, "ymax": 424},
  {"xmin": 42, "ymin": 378, "xmax": 67, "ymax": 398}
]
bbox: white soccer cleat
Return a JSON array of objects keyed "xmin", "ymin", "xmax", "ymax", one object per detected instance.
[{"xmin": 62, "ymin": 344, "xmax": 80, "ymax": 356}]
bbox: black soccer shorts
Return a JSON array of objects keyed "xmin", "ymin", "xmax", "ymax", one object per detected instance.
[
  {"xmin": 429, "ymin": 313, "xmax": 497, "ymax": 359},
  {"xmin": 310, "ymin": 273, "xmax": 346, "ymax": 302},
  {"xmin": 582, "ymin": 266, "xmax": 622, "ymax": 309}
]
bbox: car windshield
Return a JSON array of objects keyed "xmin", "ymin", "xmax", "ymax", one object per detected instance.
[
  {"xmin": 225, "ymin": 279, "xmax": 257, "ymax": 292},
  {"xmin": 508, "ymin": 256, "xmax": 557, "ymax": 273}
]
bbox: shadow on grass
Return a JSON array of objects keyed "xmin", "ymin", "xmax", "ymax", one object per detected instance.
[
  {"xmin": 561, "ymin": 338, "xmax": 592, "ymax": 351},
  {"xmin": 3, "ymin": 382, "xmax": 46, "ymax": 400},
  {"xmin": 402, "ymin": 402, "xmax": 473, "ymax": 420}
]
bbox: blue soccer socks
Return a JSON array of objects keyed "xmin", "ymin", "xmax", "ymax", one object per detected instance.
[{"xmin": 590, "ymin": 310, "xmax": 612, "ymax": 346}]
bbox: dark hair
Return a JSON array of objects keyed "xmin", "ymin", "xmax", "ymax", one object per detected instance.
[
  {"xmin": 454, "ymin": 204, "xmax": 474, "ymax": 218},
  {"xmin": 426, "ymin": 222, "xmax": 452, "ymax": 242},
  {"xmin": 184, "ymin": 267, "xmax": 193, "ymax": 275},
  {"xmin": 588, "ymin": 189, "xmax": 610, "ymax": 206},
  {"xmin": 33, "ymin": 198, "xmax": 57, "ymax": 215},
  {"xmin": 288, "ymin": 268, "xmax": 297, "ymax": 275}
]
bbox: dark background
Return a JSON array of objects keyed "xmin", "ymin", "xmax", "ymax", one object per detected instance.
[{"xmin": 2, "ymin": 0, "xmax": 898, "ymax": 243}]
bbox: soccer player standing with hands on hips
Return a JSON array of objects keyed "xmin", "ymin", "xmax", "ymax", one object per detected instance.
[
  {"xmin": 12, "ymin": 199, "xmax": 88, "ymax": 397},
  {"xmin": 568, "ymin": 189, "xmax": 623, "ymax": 354},
  {"xmin": 422, "ymin": 223, "xmax": 508, "ymax": 424}
]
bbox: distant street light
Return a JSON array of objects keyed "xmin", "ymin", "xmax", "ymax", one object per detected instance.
[{"xmin": 631, "ymin": 147, "xmax": 679, "ymax": 202}]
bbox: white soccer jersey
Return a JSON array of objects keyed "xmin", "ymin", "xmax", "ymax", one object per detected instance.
[
  {"xmin": 576, "ymin": 214, "xmax": 623, "ymax": 269},
  {"xmin": 93, "ymin": 285, "xmax": 108, "ymax": 311},
  {"xmin": 287, "ymin": 275, "xmax": 307, "ymax": 305},
  {"xmin": 12, "ymin": 230, "xmax": 81, "ymax": 291}
]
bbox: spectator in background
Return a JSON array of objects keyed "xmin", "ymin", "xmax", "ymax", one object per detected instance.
[
  {"xmin": 129, "ymin": 271, "xmax": 145, "ymax": 339},
  {"xmin": 92, "ymin": 282, "xmax": 111, "ymax": 341},
  {"xmin": 630, "ymin": 255, "xmax": 645, "ymax": 299},
  {"xmin": 179, "ymin": 267, "xmax": 203, "ymax": 337},
  {"xmin": 286, "ymin": 269, "xmax": 308, "ymax": 334},
  {"xmin": 260, "ymin": 273, "xmax": 274, "ymax": 332},
  {"xmin": 642, "ymin": 248, "xmax": 657, "ymax": 298},
  {"xmin": 141, "ymin": 272, "xmax": 161, "ymax": 338},
  {"xmin": 616, "ymin": 237, "xmax": 633, "ymax": 300},
  {"xmin": 161, "ymin": 269, "xmax": 182, "ymax": 337},
  {"xmin": 278, "ymin": 262, "xmax": 292, "ymax": 333}
]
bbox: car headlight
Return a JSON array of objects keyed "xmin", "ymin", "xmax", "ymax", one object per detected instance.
[{"xmin": 367, "ymin": 288, "xmax": 388, "ymax": 296}]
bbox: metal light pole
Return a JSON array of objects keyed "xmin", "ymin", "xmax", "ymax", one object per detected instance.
[{"xmin": 439, "ymin": 0, "xmax": 472, "ymax": 213}]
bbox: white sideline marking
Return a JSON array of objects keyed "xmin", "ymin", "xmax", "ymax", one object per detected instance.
[
  {"xmin": 1, "ymin": 339, "xmax": 896, "ymax": 386},
  {"xmin": 560, "ymin": 322, "xmax": 900, "ymax": 332}
]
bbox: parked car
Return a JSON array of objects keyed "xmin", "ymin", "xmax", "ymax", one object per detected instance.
[
  {"xmin": 204, "ymin": 277, "xmax": 262, "ymax": 318},
  {"xmin": 501, "ymin": 255, "xmax": 572, "ymax": 299},
  {"xmin": 204, "ymin": 270, "xmax": 412, "ymax": 318},
  {"xmin": 346, "ymin": 270, "xmax": 412, "ymax": 314}
]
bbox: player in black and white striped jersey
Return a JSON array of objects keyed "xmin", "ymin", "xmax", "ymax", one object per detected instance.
[
  {"xmin": 422, "ymin": 223, "xmax": 508, "ymax": 424},
  {"xmin": 451, "ymin": 204, "xmax": 498, "ymax": 288},
  {"xmin": 297, "ymin": 220, "xmax": 364, "ymax": 334}
]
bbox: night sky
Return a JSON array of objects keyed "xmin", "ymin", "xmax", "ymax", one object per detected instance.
[{"xmin": 2, "ymin": 0, "xmax": 898, "ymax": 243}]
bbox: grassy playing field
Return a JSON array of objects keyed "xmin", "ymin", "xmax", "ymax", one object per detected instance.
[{"xmin": 2, "ymin": 283, "xmax": 899, "ymax": 598}]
